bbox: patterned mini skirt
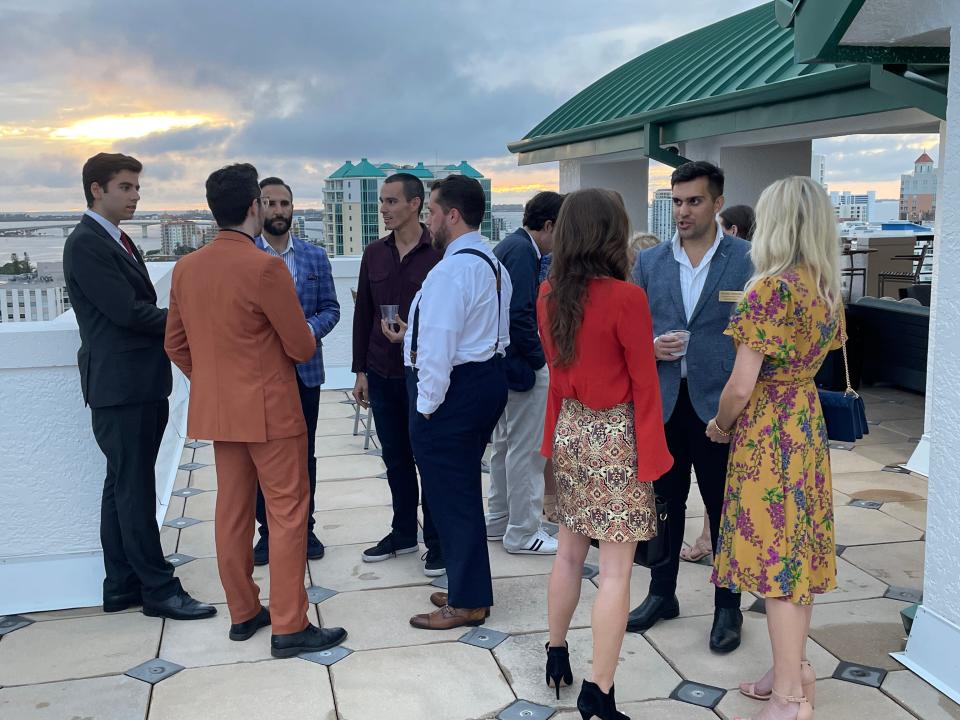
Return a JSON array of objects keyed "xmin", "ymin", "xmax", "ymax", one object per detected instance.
[{"xmin": 552, "ymin": 399, "xmax": 656, "ymax": 543}]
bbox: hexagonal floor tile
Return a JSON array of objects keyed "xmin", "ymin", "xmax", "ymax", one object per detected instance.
[
  {"xmin": 0, "ymin": 612, "xmax": 162, "ymax": 685},
  {"xmin": 308, "ymin": 543, "xmax": 432, "ymax": 593},
  {"xmin": 148, "ymin": 659, "xmax": 334, "ymax": 720},
  {"xmin": 493, "ymin": 627, "xmax": 681, "ymax": 707},
  {"xmin": 882, "ymin": 670, "xmax": 960, "ymax": 720},
  {"xmin": 0, "ymin": 675, "xmax": 150, "ymax": 719},
  {"xmin": 331, "ymin": 642, "xmax": 514, "ymax": 720},
  {"xmin": 842, "ymin": 541, "xmax": 925, "ymax": 589},
  {"xmin": 808, "ymin": 598, "xmax": 910, "ymax": 671},
  {"xmin": 814, "ymin": 557, "xmax": 889, "ymax": 604},
  {"xmin": 313, "ymin": 476, "xmax": 393, "ymax": 512},
  {"xmin": 644, "ymin": 611, "xmax": 838, "ymax": 690}
]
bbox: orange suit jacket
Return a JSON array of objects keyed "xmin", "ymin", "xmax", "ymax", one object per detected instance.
[{"xmin": 164, "ymin": 230, "xmax": 317, "ymax": 443}]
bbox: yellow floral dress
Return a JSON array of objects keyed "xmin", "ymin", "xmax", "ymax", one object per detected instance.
[{"xmin": 711, "ymin": 268, "xmax": 842, "ymax": 604}]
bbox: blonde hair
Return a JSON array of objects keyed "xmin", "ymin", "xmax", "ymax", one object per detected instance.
[
  {"xmin": 747, "ymin": 176, "xmax": 842, "ymax": 309},
  {"xmin": 627, "ymin": 231, "xmax": 660, "ymax": 268}
]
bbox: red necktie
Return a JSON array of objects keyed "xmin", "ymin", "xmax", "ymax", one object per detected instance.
[{"xmin": 119, "ymin": 230, "xmax": 136, "ymax": 258}]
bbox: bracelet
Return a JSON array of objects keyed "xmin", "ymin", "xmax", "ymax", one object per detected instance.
[{"xmin": 710, "ymin": 419, "xmax": 733, "ymax": 437}]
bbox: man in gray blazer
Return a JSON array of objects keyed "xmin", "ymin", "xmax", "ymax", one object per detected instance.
[{"xmin": 627, "ymin": 161, "xmax": 753, "ymax": 653}]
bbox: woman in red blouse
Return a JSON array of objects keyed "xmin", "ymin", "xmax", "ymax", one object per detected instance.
[{"xmin": 539, "ymin": 189, "xmax": 672, "ymax": 720}]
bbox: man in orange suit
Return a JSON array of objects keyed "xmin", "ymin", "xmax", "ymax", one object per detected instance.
[{"xmin": 165, "ymin": 163, "xmax": 347, "ymax": 657}]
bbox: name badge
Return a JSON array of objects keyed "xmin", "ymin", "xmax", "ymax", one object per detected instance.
[{"xmin": 719, "ymin": 290, "xmax": 743, "ymax": 303}]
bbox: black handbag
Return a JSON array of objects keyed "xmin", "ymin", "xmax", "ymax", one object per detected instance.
[
  {"xmin": 634, "ymin": 496, "xmax": 670, "ymax": 568},
  {"xmin": 818, "ymin": 331, "xmax": 869, "ymax": 442}
]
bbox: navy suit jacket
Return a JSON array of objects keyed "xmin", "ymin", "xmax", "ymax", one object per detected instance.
[
  {"xmin": 633, "ymin": 233, "xmax": 753, "ymax": 423},
  {"xmin": 494, "ymin": 228, "xmax": 546, "ymax": 390},
  {"xmin": 256, "ymin": 235, "xmax": 340, "ymax": 387}
]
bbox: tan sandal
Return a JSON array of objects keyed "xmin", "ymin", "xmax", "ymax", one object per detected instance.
[
  {"xmin": 736, "ymin": 689, "xmax": 813, "ymax": 720},
  {"xmin": 680, "ymin": 536, "xmax": 712, "ymax": 563},
  {"xmin": 739, "ymin": 663, "xmax": 816, "ymax": 708}
]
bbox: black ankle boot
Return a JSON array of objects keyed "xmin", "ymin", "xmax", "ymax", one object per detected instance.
[
  {"xmin": 544, "ymin": 642, "xmax": 573, "ymax": 699},
  {"xmin": 577, "ymin": 680, "xmax": 629, "ymax": 720}
]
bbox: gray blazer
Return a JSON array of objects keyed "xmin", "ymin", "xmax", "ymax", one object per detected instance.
[{"xmin": 633, "ymin": 233, "xmax": 753, "ymax": 424}]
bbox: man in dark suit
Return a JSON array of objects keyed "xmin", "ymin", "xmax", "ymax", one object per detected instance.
[
  {"xmin": 63, "ymin": 152, "xmax": 215, "ymax": 620},
  {"xmin": 627, "ymin": 161, "xmax": 753, "ymax": 652},
  {"xmin": 252, "ymin": 177, "xmax": 340, "ymax": 566},
  {"xmin": 486, "ymin": 191, "xmax": 563, "ymax": 555}
]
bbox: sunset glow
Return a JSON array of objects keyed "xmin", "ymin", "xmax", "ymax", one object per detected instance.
[{"xmin": 50, "ymin": 113, "xmax": 213, "ymax": 142}]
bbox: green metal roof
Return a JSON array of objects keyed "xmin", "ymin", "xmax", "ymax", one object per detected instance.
[
  {"xmin": 444, "ymin": 164, "xmax": 459, "ymax": 171},
  {"xmin": 509, "ymin": 2, "xmax": 847, "ymax": 154},
  {"xmin": 344, "ymin": 158, "xmax": 386, "ymax": 178},
  {"xmin": 405, "ymin": 161, "xmax": 434, "ymax": 179},
  {"xmin": 329, "ymin": 161, "xmax": 354, "ymax": 178},
  {"xmin": 378, "ymin": 162, "xmax": 398, "ymax": 170},
  {"xmin": 455, "ymin": 161, "xmax": 483, "ymax": 178}
]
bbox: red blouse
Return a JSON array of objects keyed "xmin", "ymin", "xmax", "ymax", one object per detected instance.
[{"xmin": 538, "ymin": 278, "xmax": 673, "ymax": 482}]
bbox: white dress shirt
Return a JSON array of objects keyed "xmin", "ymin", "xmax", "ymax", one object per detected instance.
[
  {"xmin": 404, "ymin": 230, "xmax": 513, "ymax": 415},
  {"xmin": 84, "ymin": 209, "xmax": 124, "ymax": 249},
  {"xmin": 670, "ymin": 222, "xmax": 723, "ymax": 377},
  {"xmin": 256, "ymin": 233, "xmax": 298, "ymax": 284}
]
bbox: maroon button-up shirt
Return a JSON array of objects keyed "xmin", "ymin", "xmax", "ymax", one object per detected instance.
[{"xmin": 352, "ymin": 225, "xmax": 441, "ymax": 379}]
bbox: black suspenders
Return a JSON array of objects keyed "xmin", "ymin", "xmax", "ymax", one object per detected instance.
[{"xmin": 410, "ymin": 248, "xmax": 502, "ymax": 368}]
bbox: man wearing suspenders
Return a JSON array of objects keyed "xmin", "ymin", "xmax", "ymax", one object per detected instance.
[{"xmin": 388, "ymin": 174, "xmax": 512, "ymax": 630}]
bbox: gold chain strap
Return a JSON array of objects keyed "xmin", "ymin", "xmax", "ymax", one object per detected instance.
[{"xmin": 840, "ymin": 321, "xmax": 858, "ymax": 398}]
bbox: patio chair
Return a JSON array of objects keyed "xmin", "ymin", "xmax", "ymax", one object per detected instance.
[
  {"xmin": 879, "ymin": 242, "xmax": 931, "ymax": 298},
  {"xmin": 349, "ymin": 288, "xmax": 374, "ymax": 449}
]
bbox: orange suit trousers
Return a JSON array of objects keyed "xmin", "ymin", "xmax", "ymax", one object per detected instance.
[{"xmin": 213, "ymin": 434, "xmax": 310, "ymax": 635}]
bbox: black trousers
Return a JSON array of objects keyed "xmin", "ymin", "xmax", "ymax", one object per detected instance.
[
  {"xmin": 91, "ymin": 399, "xmax": 180, "ymax": 603},
  {"xmin": 367, "ymin": 370, "xmax": 438, "ymax": 551},
  {"xmin": 649, "ymin": 380, "xmax": 741, "ymax": 610},
  {"xmin": 257, "ymin": 374, "xmax": 320, "ymax": 538},
  {"xmin": 407, "ymin": 359, "xmax": 507, "ymax": 608}
]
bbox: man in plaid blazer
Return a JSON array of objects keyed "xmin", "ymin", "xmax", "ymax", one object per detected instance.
[{"xmin": 254, "ymin": 177, "xmax": 340, "ymax": 565}]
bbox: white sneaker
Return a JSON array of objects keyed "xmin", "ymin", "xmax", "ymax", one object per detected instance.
[{"xmin": 507, "ymin": 529, "xmax": 558, "ymax": 555}]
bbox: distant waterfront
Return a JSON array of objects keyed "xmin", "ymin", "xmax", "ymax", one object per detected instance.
[{"xmin": 0, "ymin": 212, "xmax": 526, "ymax": 264}]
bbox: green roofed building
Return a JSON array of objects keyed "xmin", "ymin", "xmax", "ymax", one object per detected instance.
[{"xmin": 324, "ymin": 159, "xmax": 493, "ymax": 256}]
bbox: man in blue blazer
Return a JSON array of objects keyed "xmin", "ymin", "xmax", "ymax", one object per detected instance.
[
  {"xmin": 254, "ymin": 177, "xmax": 340, "ymax": 565},
  {"xmin": 627, "ymin": 161, "xmax": 753, "ymax": 653},
  {"xmin": 486, "ymin": 191, "xmax": 563, "ymax": 555}
]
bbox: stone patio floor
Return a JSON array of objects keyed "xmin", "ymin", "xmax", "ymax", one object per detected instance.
[{"xmin": 2, "ymin": 386, "xmax": 958, "ymax": 719}]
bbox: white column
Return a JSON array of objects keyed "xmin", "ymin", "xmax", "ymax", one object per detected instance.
[
  {"xmin": 558, "ymin": 157, "xmax": 650, "ymax": 232},
  {"xmin": 905, "ymin": 121, "xmax": 946, "ymax": 477},
  {"xmin": 719, "ymin": 141, "xmax": 813, "ymax": 208},
  {"xmin": 895, "ymin": 31, "xmax": 960, "ymax": 704}
]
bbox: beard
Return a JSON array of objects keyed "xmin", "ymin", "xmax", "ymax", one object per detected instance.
[
  {"xmin": 431, "ymin": 221, "xmax": 448, "ymax": 251},
  {"xmin": 265, "ymin": 215, "xmax": 292, "ymax": 236}
]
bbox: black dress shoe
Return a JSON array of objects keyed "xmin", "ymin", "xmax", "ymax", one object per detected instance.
[
  {"xmin": 271, "ymin": 623, "xmax": 348, "ymax": 658},
  {"xmin": 142, "ymin": 590, "xmax": 217, "ymax": 621},
  {"xmin": 709, "ymin": 607, "xmax": 743, "ymax": 653},
  {"xmin": 307, "ymin": 533, "xmax": 325, "ymax": 560},
  {"xmin": 626, "ymin": 594, "xmax": 680, "ymax": 633},
  {"xmin": 103, "ymin": 590, "xmax": 142, "ymax": 613},
  {"xmin": 229, "ymin": 606, "xmax": 271, "ymax": 641},
  {"xmin": 253, "ymin": 536, "xmax": 269, "ymax": 566}
]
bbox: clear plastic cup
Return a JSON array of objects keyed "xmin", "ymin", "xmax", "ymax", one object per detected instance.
[
  {"xmin": 380, "ymin": 305, "xmax": 399, "ymax": 324},
  {"xmin": 666, "ymin": 329, "xmax": 691, "ymax": 357}
]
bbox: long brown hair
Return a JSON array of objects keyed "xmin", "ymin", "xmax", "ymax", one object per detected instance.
[{"xmin": 546, "ymin": 188, "xmax": 631, "ymax": 366}]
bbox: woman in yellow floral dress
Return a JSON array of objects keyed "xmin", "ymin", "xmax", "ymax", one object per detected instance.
[{"xmin": 705, "ymin": 176, "xmax": 843, "ymax": 720}]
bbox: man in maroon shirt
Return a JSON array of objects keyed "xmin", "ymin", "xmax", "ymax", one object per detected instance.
[{"xmin": 352, "ymin": 173, "xmax": 444, "ymax": 575}]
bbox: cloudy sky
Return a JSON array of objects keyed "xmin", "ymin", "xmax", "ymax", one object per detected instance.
[{"xmin": 0, "ymin": 0, "xmax": 939, "ymax": 211}]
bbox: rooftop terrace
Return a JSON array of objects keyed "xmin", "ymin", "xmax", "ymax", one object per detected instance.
[{"xmin": 0, "ymin": 386, "xmax": 956, "ymax": 719}]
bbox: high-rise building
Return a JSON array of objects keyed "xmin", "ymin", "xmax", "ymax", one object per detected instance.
[
  {"xmin": 900, "ymin": 152, "xmax": 937, "ymax": 222},
  {"xmin": 650, "ymin": 188, "xmax": 675, "ymax": 243},
  {"xmin": 293, "ymin": 215, "xmax": 306, "ymax": 238},
  {"xmin": 160, "ymin": 220, "xmax": 202, "ymax": 255},
  {"xmin": 0, "ymin": 281, "xmax": 65, "ymax": 322},
  {"xmin": 831, "ymin": 190, "xmax": 875, "ymax": 222},
  {"xmin": 811, "ymin": 154, "xmax": 827, "ymax": 188},
  {"xmin": 323, "ymin": 159, "xmax": 493, "ymax": 256}
]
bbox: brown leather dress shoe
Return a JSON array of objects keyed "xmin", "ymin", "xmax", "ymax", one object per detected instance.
[
  {"xmin": 409, "ymin": 605, "xmax": 488, "ymax": 630},
  {"xmin": 430, "ymin": 592, "xmax": 490, "ymax": 617}
]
